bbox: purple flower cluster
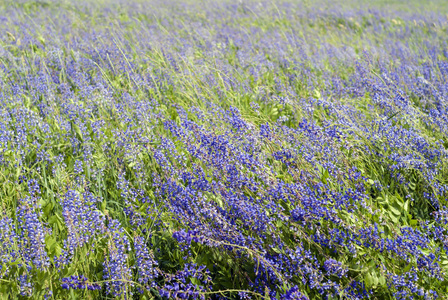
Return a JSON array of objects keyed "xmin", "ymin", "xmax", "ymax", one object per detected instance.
[
  {"xmin": 134, "ymin": 236, "xmax": 159, "ymax": 291},
  {"xmin": 158, "ymin": 263, "xmax": 212, "ymax": 300},
  {"xmin": 61, "ymin": 275, "xmax": 101, "ymax": 291},
  {"xmin": 0, "ymin": 217, "xmax": 18, "ymax": 277},
  {"xmin": 56, "ymin": 190, "xmax": 106, "ymax": 267},
  {"xmin": 103, "ymin": 219, "xmax": 133, "ymax": 298},
  {"xmin": 16, "ymin": 197, "xmax": 50, "ymax": 271}
]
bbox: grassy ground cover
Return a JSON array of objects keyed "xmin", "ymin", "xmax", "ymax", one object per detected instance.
[{"xmin": 1, "ymin": 0, "xmax": 448, "ymax": 299}]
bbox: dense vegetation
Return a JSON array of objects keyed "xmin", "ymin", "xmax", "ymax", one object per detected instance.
[{"xmin": 1, "ymin": 0, "xmax": 448, "ymax": 299}]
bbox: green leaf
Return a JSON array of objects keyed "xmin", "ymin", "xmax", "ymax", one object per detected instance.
[
  {"xmin": 402, "ymin": 264, "xmax": 412, "ymax": 273},
  {"xmin": 71, "ymin": 122, "xmax": 83, "ymax": 142},
  {"xmin": 42, "ymin": 201, "xmax": 53, "ymax": 217},
  {"xmin": 53, "ymin": 244, "xmax": 62, "ymax": 257},
  {"xmin": 389, "ymin": 205, "xmax": 401, "ymax": 216},
  {"xmin": 388, "ymin": 212, "xmax": 399, "ymax": 223},
  {"xmin": 403, "ymin": 200, "xmax": 409, "ymax": 212},
  {"xmin": 271, "ymin": 247, "xmax": 282, "ymax": 254},
  {"xmin": 365, "ymin": 272, "xmax": 374, "ymax": 287},
  {"xmin": 378, "ymin": 274, "xmax": 386, "ymax": 287},
  {"xmin": 47, "ymin": 215, "xmax": 63, "ymax": 231}
]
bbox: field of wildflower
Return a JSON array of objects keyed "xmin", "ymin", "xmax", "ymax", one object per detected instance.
[{"xmin": 1, "ymin": 0, "xmax": 448, "ymax": 299}]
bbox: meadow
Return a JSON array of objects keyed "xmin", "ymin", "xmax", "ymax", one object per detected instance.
[{"xmin": 1, "ymin": 0, "xmax": 448, "ymax": 299}]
